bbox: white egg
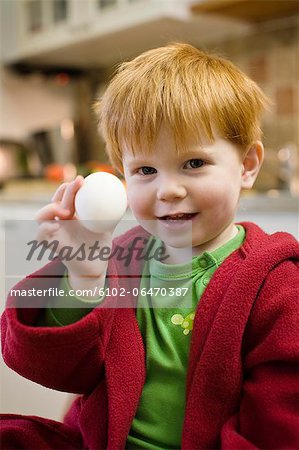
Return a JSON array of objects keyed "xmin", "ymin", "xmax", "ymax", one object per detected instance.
[{"xmin": 75, "ymin": 172, "xmax": 127, "ymax": 233}]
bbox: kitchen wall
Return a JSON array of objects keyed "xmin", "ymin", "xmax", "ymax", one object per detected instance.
[
  {"xmin": 204, "ymin": 15, "xmax": 299, "ymax": 194},
  {"xmin": 0, "ymin": 66, "xmax": 75, "ymax": 141}
]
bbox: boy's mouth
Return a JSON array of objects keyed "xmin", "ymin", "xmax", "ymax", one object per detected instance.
[{"xmin": 158, "ymin": 212, "xmax": 197, "ymax": 220}]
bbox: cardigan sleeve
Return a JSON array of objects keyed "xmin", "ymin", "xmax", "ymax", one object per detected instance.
[
  {"xmin": 37, "ymin": 271, "xmax": 106, "ymax": 327},
  {"xmin": 1, "ymin": 226, "xmax": 145, "ymax": 396},
  {"xmin": 221, "ymin": 259, "xmax": 299, "ymax": 449},
  {"xmin": 1, "ymin": 258, "xmax": 115, "ymax": 395}
]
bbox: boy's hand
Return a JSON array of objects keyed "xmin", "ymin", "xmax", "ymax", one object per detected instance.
[{"xmin": 35, "ymin": 175, "xmax": 112, "ymax": 291}]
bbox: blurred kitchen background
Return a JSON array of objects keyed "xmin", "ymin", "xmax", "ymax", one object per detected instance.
[{"xmin": 0, "ymin": 0, "xmax": 298, "ymax": 420}]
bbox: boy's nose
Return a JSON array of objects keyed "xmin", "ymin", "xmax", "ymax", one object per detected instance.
[{"xmin": 156, "ymin": 179, "xmax": 187, "ymax": 201}]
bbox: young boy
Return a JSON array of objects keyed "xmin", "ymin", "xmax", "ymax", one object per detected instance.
[{"xmin": 1, "ymin": 43, "xmax": 299, "ymax": 449}]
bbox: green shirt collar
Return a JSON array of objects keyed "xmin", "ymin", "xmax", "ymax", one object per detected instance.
[{"xmin": 149, "ymin": 224, "xmax": 245, "ymax": 279}]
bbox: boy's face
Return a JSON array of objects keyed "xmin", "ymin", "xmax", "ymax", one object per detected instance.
[{"xmin": 122, "ymin": 125, "xmax": 246, "ymax": 256}]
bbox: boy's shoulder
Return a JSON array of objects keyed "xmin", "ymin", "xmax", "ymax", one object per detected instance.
[
  {"xmin": 237, "ymin": 221, "xmax": 299, "ymax": 264},
  {"xmin": 234, "ymin": 221, "xmax": 298, "ymax": 312}
]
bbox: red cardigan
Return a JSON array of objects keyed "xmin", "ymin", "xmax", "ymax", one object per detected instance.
[{"xmin": 1, "ymin": 222, "xmax": 299, "ymax": 449}]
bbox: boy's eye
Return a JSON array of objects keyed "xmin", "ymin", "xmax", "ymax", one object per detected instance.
[
  {"xmin": 184, "ymin": 159, "xmax": 205, "ymax": 169},
  {"xmin": 137, "ymin": 166, "xmax": 157, "ymax": 175}
]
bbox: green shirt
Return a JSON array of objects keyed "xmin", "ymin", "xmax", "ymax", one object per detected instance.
[
  {"xmin": 126, "ymin": 225, "xmax": 245, "ymax": 449},
  {"xmin": 38, "ymin": 225, "xmax": 245, "ymax": 449}
]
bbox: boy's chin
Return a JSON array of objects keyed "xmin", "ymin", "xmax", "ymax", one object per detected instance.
[{"xmin": 139, "ymin": 219, "xmax": 193, "ymax": 246}]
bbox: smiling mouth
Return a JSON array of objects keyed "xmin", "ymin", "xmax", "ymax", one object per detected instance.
[{"xmin": 158, "ymin": 213, "xmax": 197, "ymax": 220}]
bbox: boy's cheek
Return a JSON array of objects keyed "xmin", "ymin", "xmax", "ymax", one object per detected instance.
[
  {"xmin": 195, "ymin": 182, "xmax": 224, "ymax": 203},
  {"xmin": 197, "ymin": 182, "xmax": 240, "ymax": 211},
  {"xmin": 126, "ymin": 190, "xmax": 148, "ymax": 216}
]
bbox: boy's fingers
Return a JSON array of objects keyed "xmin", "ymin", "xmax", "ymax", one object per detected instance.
[
  {"xmin": 35, "ymin": 203, "xmax": 70, "ymax": 224},
  {"xmin": 51, "ymin": 182, "xmax": 68, "ymax": 203},
  {"xmin": 61, "ymin": 176, "xmax": 83, "ymax": 214},
  {"xmin": 51, "ymin": 175, "xmax": 83, "ymax": 204},
  {"xmin": 34, "ymin": 176, "xmax": 84, "ymax": 223}
]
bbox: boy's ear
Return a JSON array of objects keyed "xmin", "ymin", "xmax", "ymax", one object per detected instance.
[{"xmin": 241, "ymin": 141, "xmax": 264, "ymax": 189}]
